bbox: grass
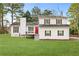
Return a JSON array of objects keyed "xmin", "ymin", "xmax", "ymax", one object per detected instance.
[{"xmin": 0, "ymin": 34, "xmax": 79, "ymax": 56}]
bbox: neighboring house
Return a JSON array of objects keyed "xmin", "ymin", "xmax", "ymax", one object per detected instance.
[{"xmin": 10, "ymin": 15, "xmax": 69, "ymax": 40}]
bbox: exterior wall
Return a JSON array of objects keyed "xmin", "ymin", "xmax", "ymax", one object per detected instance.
[
  {"xmin": 38, "ymin": 26, "xmax": 69, "ymax": 39},
  {"xmin": 62, "ymin": 19, "xmax": 68, "ymax": 24},
  {"xmin": 39, "ymin": 17, "xmax": 68, "ymax": 25},
  {"xmin": 50, "ymin": 18, "xmax": 56, "ymax": 24},
  {"xmin": 11, "ymin": 25, "xmax": 19, "ymax": 37},
  {"xmin": 39, "ymin": 18, "xmax": 44, "ymax": 25},
  {"xmin": 19, "ymin": 18, "xmax": 26, "ymax": 35},
  {"xmin": 11, "ymin": 17, "xmax": 69, "ymax": 40}
]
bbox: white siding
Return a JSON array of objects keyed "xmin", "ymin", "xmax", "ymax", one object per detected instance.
[
  {"xmin": 39, "ymin": 18, "xmax": 44, "ymax": 24},
  {"xmin": 39, "ymin": 17, "xmax": 68, "ymax": 25},
  {"xmin": 39, "ymin": 26, "xmax": 69, "ymax": 39},
  {"xmin": 50, "ymin": 18, "xmax": 56, "ymax": 24},
  {"xmin": 62, "ymin": 19, "xmax": 68, "ymax": 24}
]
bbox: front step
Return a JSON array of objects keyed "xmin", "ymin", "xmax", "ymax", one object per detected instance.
[{"xmin": 34, "ymin": 34, "xmax": 39, "ymax": 40}]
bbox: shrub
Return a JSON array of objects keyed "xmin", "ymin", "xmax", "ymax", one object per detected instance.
[
  {"xmin": 0, "ymin": 28, "xmax": 8, "ymax": 34},
  {"xmin": 70, "ymin": 28, "xmax": 78, "ymax": 35}
]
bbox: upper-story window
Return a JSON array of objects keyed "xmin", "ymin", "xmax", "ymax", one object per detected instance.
[
  {"xmin": 56, "ymin": 19, "xmax": 62, "ymax": 25},
  {"xmin": 44, "ymin": 19, "xmax": 50, "ymax": 25}
]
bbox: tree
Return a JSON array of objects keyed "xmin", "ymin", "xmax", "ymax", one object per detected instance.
[
  {"xmin": 23, "ymin": 10, "xmax": 32, "ymax": 22},
  {"xmin": 31, "ymin": 6, "xmax": 41, "ymax": 22},
  {"xmin": 42, "ymin": 9, "xmax": 52, "ymax": 16},
  {"xmin": 68, "ymin": 3, "xmax": 79, "ymax": 35},
  {"xmin": 0, "ymin": 3, "xmax": 8, "ymax": 28},
  {"xmin": 0, "ymin": 4, "xmax": 4, "ymax": 28},
  {"xmin": 31, "ymin": 6, "xmax": 41, "ymax": 16},
  {"xmin": 6, "ymin": 3, "xmax": 24, "ymax": 24},
  {"xmin": 69, "ymin": 20, "xmax": 78, "ymax": 35}
]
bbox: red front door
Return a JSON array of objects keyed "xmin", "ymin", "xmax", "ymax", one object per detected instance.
[{"xmin": 35, "ymin": 25, "xmax": 38, "ymax": 34}]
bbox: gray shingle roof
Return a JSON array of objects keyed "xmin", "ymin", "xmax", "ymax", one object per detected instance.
[
  {"xmin": 11, "ymin": 22, "xmax": 20, "ymax": 25},
  {"xmin": 38, "ymin": 15, "xmax": 67, "ymax": 19}
]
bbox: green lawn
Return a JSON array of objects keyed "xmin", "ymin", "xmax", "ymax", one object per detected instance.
[{"xmin": 0, "ymin": 34, "xmax": 79, "ymax": 56}]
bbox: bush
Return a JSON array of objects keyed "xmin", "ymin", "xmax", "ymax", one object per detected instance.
[
  {"xmin": 0, "ymin": 28, "xmax": 8, "ymax": 34},
  {"xmin": 70, "ymin": 28, "xmax": 78, "ymax": 35}
]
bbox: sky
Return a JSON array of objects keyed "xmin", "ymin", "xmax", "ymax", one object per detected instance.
[
  {"xmin": 24, "ymin": 3, "xmax": 71, "ymax": 16},
  {"xmin": 6, "ymin": 3, "xmax": 71, "ymax": 24}
]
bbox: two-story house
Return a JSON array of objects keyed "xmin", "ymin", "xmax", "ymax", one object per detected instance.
[
  {"xmin": 38, "ymin": 15, "xmax": 69, "ymax": 39},
  {"xmin": 10, "ymin": 15, "xmax": 69, "ymax": 40}
]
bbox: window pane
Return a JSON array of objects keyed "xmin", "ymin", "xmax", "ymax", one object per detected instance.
[
  {"xmin": 56, "ymin": 19, "xmax": 62, "ymax": 25},
  {"xmin": 44, "ymin": 19, "xmax": 50, "ymax": 25},
  {"xmin": 28, "ymin": 27, "xmax": 34, "ymax": 33},
  {"xmin": 58, "ymin": 30, "xmax": 64, "ymax": 36},
  {"xmin": 45, "ymin": 30, "xmax": 51, "ymax": 36},
  {"xmin": 13, "ymin": 26, "xmax": 19, "ymax": 33}
]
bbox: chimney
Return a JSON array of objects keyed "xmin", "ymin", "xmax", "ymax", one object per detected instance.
[{"xmin": 19, "ymin": 18, "xmax": 26, "ymax": 35}]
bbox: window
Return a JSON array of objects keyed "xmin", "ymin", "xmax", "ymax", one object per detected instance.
[
  {"xmin": 13, "ymin": 26, "xmax": 19, "ymax": 33},
  {"xmin": 44, "ymin": 19, "xmax": 50, "ymax": 25},
  {"xmin": 58, "ymin": 30, "xmax": 64, "ymax": 36},
  {"xmin": 45, "ymin": 30, "xmax": 51, "ymax": 36},
  {"xmin": 56, "ymin": 19, "xmax": 62, "ymax": 25},
  {"xmin": 28, "ymin": 26, "xmax": 34, "ymax": 33}
]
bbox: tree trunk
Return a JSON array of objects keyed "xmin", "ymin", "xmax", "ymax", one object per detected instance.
[
  {"xmin": 2, "ymin": 12, "xmax": 4, "ymax": 29},
  {"xmin": 11, "ymin": 4, "xmax": 14, "ymax": 24},
  {"xmin": 1, "ymin": 4, "xmax": 4, "ymax": 29},
  {"xmin": 11, "ymin": 12, "xmax": 13, "ymax": 24},
  {"xmin": 77, "ymin": 18, "xmax": 79, "ymax": 36}
]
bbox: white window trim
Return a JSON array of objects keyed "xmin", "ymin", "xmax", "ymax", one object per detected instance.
[
  {"xmin": 13, "ymin": 26, "xmax": 19, "ymax": 33},
  {"xmin": 56, "ymin": 19, "xmax": 62, "ymax": 25},
  {"xmin": 28, "ymin": 26, "xmax": 34, "ymax": 33},
  {"xmin": 57, "ymin": 30, "xmax": 64, "ymax": 36},
  {"xmin": 44, "ymin": 19, "xmax": 50, "ymax": 25},
  {"xmin": 45, "ymin": 30, "xmax": 51, "ymax": 36}
]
